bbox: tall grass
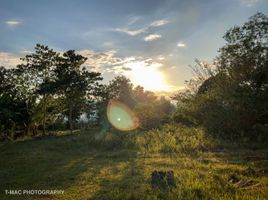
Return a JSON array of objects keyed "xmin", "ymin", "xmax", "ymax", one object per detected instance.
[
  {"xmin": 80, "ymin": 124, "xmax": 216, "ymax": 156},
  {"xmin": 135, "ymin": 124, "xmax": 216, "ymax": 155}
]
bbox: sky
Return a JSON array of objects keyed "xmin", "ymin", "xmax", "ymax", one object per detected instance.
[{"xmin": 0, "ymin": 0, "xmax": 267, "ymax": 92}]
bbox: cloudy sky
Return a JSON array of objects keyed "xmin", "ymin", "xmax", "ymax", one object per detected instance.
[{"xmin": 0, "ymin": 0, "xmax": 267, "ymax": 91}]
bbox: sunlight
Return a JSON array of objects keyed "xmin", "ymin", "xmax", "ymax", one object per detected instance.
[{"xmin": 124, "ymin": 61, "xmax": 171, "ymax": 91}]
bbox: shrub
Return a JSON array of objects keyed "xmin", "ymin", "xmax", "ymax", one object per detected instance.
[{"xmin": 135, "ymin": 124, "xmax": 212, "ymax": 155}]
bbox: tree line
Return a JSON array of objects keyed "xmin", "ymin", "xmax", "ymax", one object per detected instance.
[
  {"xmin": 0, "ymin": 46, "xmax": 173, "ymax": 140},
  {"xmin": 0, "ymin": 12, "xmax": 267, "ymax": 142}
]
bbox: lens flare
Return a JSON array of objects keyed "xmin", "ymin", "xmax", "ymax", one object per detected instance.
[{"xmin": 107, "ymin": 100, "xmax": 139, "ymax": 131}]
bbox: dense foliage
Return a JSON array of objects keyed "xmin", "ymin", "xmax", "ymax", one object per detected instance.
[
  {"xmin": 0, "ymin": 49, "xmax": 172, "ymax": 140},
  {"xmin": 173, "ymin": 13, "xmax": 268, "ymax": 141}
]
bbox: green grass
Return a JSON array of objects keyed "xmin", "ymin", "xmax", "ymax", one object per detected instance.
[{"xmin": 0, "ymin": 127, "xmax": 268, "ymax": 200}]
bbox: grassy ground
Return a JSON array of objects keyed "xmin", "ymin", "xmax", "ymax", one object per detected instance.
[{"xmin": 0, "ymin": 128, "xmax": 268, "ymax": 200}]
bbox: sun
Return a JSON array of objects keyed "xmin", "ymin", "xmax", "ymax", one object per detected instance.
[{"xmin": 124, "ymin": 61, "xmax": 171, "ymax": 91}]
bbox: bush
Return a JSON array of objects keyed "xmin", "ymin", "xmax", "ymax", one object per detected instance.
[
  {"xmin": 80, "ymin": 124, "xmax": 216, "ymax": 154},
  {"xmin": 135, "ymin": 124, "xmax": 213, "ymax": 155}
]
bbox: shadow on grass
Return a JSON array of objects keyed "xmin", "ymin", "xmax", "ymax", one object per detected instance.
[
  {"xmin": 202, "ymin": 135, "xmax": 268, "ymax": 171},
  {"xmin": 89, "ymin": 158, "xmax": 149, "ymax": 200},
  {"xmin": 1, "ymin": 130, "xmax": 267, "ymax": 200},
  {"xmin": 89, "ymin": 155, "xmax": 216, "ymax": 200},
  {"xmin": 0, "ymin": 132, "xmax": 138, "ymax": 200}
]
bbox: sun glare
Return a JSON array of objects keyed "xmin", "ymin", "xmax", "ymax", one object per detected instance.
[
  {"xmin": 107, "ymin": 100, "xmax": 139, "ymax": 131},
  {"xmin": 124, "ymin": 61, "xmax": 171, "ymax": 91}
]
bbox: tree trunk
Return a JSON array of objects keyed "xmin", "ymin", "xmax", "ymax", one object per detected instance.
[
  {"xmin": 42, "ymin": 95, "xmax": 47, "ymax": 136},
  {"xmin": 69, "ymin": 103, "xmax": 73, "ymax": 134}
]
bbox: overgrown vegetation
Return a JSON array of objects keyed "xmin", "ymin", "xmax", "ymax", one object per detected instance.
[
  {"xmin": 135, "ymin": 124, "xmax": 212, "ymax": 155},
  {"xmin": 172, "ymin": 13, "xmax": 268, "ymax": 142},
  {"xmin": 1, "ymin": 127, "xmax": 267, "ymax": 200}
]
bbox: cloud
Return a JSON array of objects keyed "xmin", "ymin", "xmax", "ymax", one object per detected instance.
[
  {"xmin": 110, "ymin": 57, "xmax": 163, "ymax": 73},
  {"xmin": 0, "ymin": 49, "xmax": 131, "ymax": 72},
  {"xmin": 101, "ymin": 54, "xmax": 163, "ymax": 74},
  {"xmin": 20, "ymin": 50, "xmax": 33, "ymax": 54},
  {"xmin": 0, "ymin": 49, "xmax": 178, "ymax": 91},
  {"xmin": 114, "ymin": 19, "xmax": 168, "ymax": 36},
  {"xmin": 144, "ymin": 34, "xmax": 162, "ymax": 41},
  {"xmin": 110, "ymin": 58, "xmax": 178, "ymax": 91},
  {"xmin": 78, "ymin": 49, "xmax": 127, "ymax": 70},
  {"xmin": 157, "ymin": 55, "xmax": 165, "ymax": 60},
  {"xmin": 240, "ymin": 0, "xmax": 260, "ymax": 7},
  {"xmin": 177, "ymin": 42, "xmax": 186, "ymax": 47},
  {"xmin": 121, "ymin": 67, "xmax": 132, "ymax": 71},
  {"xmin": 127, "ymin": 16, "xmax": 140, "ymax": 26},
  {"xmin": 0, "ymin": 52, "xmax": 22, "ymax": 68},
  {"xmin": 114, "ymin": 28, "xmax": 146, "ymax": 36},
  {"xmin": 150, "ymin": 20, "xmax": 169, "ymax": 27},
  {"xmin": 5, "ymin": 20, "xmax": 21, "ymax": 26}
]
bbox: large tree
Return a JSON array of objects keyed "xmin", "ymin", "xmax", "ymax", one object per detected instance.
[
  {"xmin": 18, "ymin": 44, "xmax": 59, "ymax": 135},
  {"xmin": 173, "ymin": 13, "xmax": 268, "ymax": 139},
  {"xmin": 54, "ymin": 50, "xmax": 102, "ymax": 133},
  {"xmin": 216, "ymin": 12, "xmax": 268, "ymax": 133}
]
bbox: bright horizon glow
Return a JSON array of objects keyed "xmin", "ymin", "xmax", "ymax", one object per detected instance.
[{"xmin": 123, "ymin": 61, "xmax": 171, "ymax": 91}]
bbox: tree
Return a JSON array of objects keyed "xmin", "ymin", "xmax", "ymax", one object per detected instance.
[
  {"xmin": 19, "ymin": 44, "xmax": 59, "ymax": 135},
  {"xmin": 173, "ymin": 13, "xmax": 268, "ymax": 140},
  {"xmin": 216, "ymin": 12, "xmax": 268, "ymax": 134},
  {"xmin": 107, "ymin": 76, "xmax": 136, "ymax": 107},
  {"xmin": 95, "ymin": 76, "xmax": 174, "ymax": 131},
  {"xmin": 0, "ymin": 67, "xmax": 31, "ymax": 139},
  {"xmin": 54, "ymin": 50, "xmax": 102, "ymax": 133},
  {"xmin": 133, "ymin": 85, "xmax": 157, "ymax": 103},
  {"xmin": 134, "ymin": 96, "xmax": 174, "ymax": 129},
  {"xmin": 132, "ymin": 86, "xmax": 173, "ymax": 129},
  {"xmin": 0, "ymin": 67, "xmax": 13, "ymax": 94}
]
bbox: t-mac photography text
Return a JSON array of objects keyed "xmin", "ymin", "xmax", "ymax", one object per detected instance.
[{"xmin": 5, "ymin": 189, "xmax": 64, "ymax": 195}]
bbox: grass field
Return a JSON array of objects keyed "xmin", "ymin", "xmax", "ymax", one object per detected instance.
[{"xmin": 0, "ymin": 128, "xmax": 268, "ymax": 200}]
